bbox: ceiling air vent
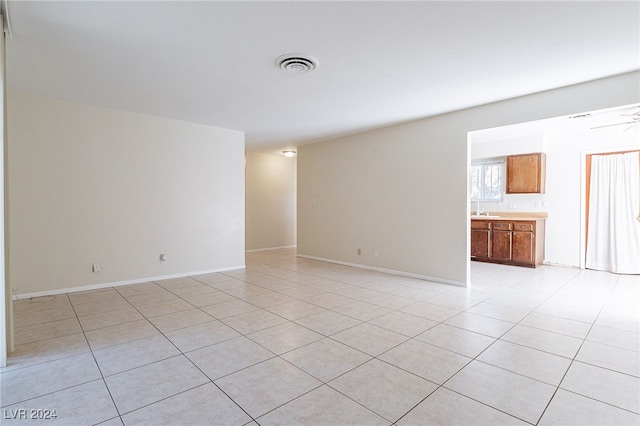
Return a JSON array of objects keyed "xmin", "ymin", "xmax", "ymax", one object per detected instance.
[{"xmin": 276, "ymin": 54, "xmax": 318, "ymax": 73}]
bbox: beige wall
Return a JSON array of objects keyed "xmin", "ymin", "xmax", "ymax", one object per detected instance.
[
  {"xmin": 8, "ymin": 93, "xmax": 245, "ymax": 296},
  {"xmin": 297, "ymin": 72, "xmax": 640, "ymax": 286},
  {"xmin": 245, "ymin": 151, "xmax": 296, "ymax": 251}
]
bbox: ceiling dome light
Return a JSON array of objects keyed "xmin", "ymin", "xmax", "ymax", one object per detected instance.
[
  {"xmin": 282, "ymin": 150, "xmax": 296, "ymax": 158},
  {"xmin": 276, "ymin": 54, "xmax": 318, "ymax": 73}
]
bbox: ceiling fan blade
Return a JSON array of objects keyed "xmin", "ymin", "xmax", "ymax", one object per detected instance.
[{"xmin": 591, "ymin": 121, "xmax": 637, "ymax": 130}]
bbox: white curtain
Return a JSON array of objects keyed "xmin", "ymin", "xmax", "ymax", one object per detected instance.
[{"xmin": 586, "ymin": 151, "xmax": 640, "ymax": 274}]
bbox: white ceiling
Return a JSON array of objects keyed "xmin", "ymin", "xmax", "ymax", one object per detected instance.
[
  {"xmin": 470, "ymin": 102, "xmax": 640, "ymax": 143},
  {"xmin": 4, "ymin": 1, "xmax": 639, "ymax": 152}
]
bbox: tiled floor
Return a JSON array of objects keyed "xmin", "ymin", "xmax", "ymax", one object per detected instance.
[{"xmin": 1, "ymin": 248, "xmax": 639, "ymax": 425}]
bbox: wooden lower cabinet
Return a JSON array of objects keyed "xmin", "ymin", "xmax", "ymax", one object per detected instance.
[
  {"xmin": 471, "ymin": 218, "xmax": 545, "ymax": 267},
  {"xmin": 512, "ymin": 230, "xmax": 534, "ymax": 264},
  {"xmin": 470, "ymin": 221, "xmax": 490, "ymax": 258},
  {"xmin": 491, "ymin": 229, "xmax": 512, "ymax": 261}
]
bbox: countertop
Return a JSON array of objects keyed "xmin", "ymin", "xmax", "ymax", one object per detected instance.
[{"xmin": 470, "ymin": 212, "xmax": 547, "ymax": 221}]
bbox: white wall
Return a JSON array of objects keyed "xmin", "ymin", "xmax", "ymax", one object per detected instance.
[
  {"xmin": 8, "ymin": 93, "xmax": 245, "ymax": 296},
  {"xmin": 245, "ymin": 151, "xmax": 296, "ymax": 251},
  {"xmin": 471, "ymin": 126, "xmax": 639, "ymax": 267},
  {"xmin": 297, "ymin": 72, "xmax": 640, "ymax": 286},
  {"xmin": 471, "ymin": 134, "xmax": 545, "ymax": 161}
]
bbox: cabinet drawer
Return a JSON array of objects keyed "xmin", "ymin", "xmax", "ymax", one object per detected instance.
[
  {"xmin": 471, "ymin": 220, "xmax": 490, "ymax": 230},
  {"xmin": 513, "ymin": 222, "xmax": 535, "ymax": 232},
  {"xmin": 491, "ymin": 222, "xmax": 513, "ymax": 230}
]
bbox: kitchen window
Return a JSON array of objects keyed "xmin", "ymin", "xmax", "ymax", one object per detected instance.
[{"xmin": 471, "ymin": 161, "xmax": 504, "ymax": 202}]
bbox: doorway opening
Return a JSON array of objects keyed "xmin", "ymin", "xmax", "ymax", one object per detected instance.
[
  {"xmin": 582, "ymin": 149, "xmax": 640, "ymax": 273},
  {"xmin": 469, "ymin": 103, "xmax": 640, "ymax": 273}
]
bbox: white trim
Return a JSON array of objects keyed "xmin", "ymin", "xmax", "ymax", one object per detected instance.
[
  {"xmin": 297, "ymin": 254, "xmax": 466, "ymax": 287},
  {"xmin": 542, "ymin": 260, "xmax": 580, "ymax": 269},
  {"xmin": 0, "ymin": 11, "xmax": 4, "ymax": 367},
  {"xmin": 466, "ymin": 132, "xmax": 472, "ymax": 287},
  {"xmin": 0, "ymin": 12, "xmax": 5, "ymax": 368},
  {"xmin": 246, "ymin": 245, "xmax": 296, "ymax": 253},
  {"xmin": 13, "ymin": 265, "xmax": 246, "ymax": 300}
]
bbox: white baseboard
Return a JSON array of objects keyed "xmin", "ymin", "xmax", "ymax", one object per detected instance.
[
  {"xmin": 13, "ymin": 265, "xmax": 246, "ymax": 300},
  {"xmin": 246, "ymin": 245, "xmax": 296, "ymax": 253},
  {"xmin": 542, "ymin": 261, "xmax": 581, "ymax": 269},
  {"xmin": 296, "ymin": 254, "xmax": 466, "ymax": 287}
]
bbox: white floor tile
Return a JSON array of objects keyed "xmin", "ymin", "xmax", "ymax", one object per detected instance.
[
  {"xmin": 1, "ymin": 333, "xmax": 89, "ymax": 373},
  {"xmin": 93, "ymin": 334, "xmax": 180, "ymax": 377},
  {"xmin": 186, "ymin": 336, "xmax": 275, "ymax": 380},
  {"xmin": 400, "ymin": 301, "xmax": 461, "ymax": 322},
  {"xmin": 121, "ymin": 383, "xmax": 251, "ymax": 426},
  {"xmin": 520, "ymin": 311, "xmax": 592, "ymax": 339},
  {"xmin": 466, "ymin": 301, "xmax": 530, "ymax": 323},
  {"xmin": 398, "ymin": 387, "xmax": 528, "ymax": 425},
  {"xmin": 105, "ymin": 355, "xmax": 209, "ymax": 414},
  {"xmin": 379, "ymin": 339, "xmax": 471, "ymax": 384},
  {"xmin": 444, "ymin": 312, "xmax": 514, "ymax": 338},
  {"xmin": 576, "ymin": 340, "xmax": 640, "ymax": 377},
  {"xmin": 560, "ymin": 361, "xmax": 640, "ymax": 413},
  {"xmin": 1, "ymin": 353, "xmax": 101, "ymax": 406},
  {"xmin": 501, "ymin": 324, "xmax": 583, "ymax": 358},
  {"xmin": 445, "ymin": 360, "xmax": 556, "ymax": 424},
  {"xmin": 477, "ymin": 340, "xmax": 572, "ymax": 385},
  {"xmin": 587, "ymin": 325, "xmax": 640, "ymax": 352},
  {"xmin": 220, "ymin": 309, "xmax": 288, "ymax": 334},
  {"xmin": 84, "ymin": 319, "xmax": 159, "ymax": 351},
  {"xmin": 214, "ymin": 357, "xmax": 321, "ymax": 418},
  {"xmin": 281, "ymin": 337, "xmax": 371, "ymax": 382},
  {"xmin": 247, "ymin": 322, "xmax": 323, "ymax": 355},
  {"xmin": 258, "ymin": 384, "xmax": 389, "ymax": 425},
  {"xmin": 1, "ymin": 380, "xmax": 118, "ymax": 426},
  {"xmin": 329, "ymin": 359, "xmax": 438, "ymax": 423},
  {"xmin": 331, "ymin": 323, "xmax": 408, "ymax": 356},
  {"xmin": 165, "ymin": 319, "xmax": 240, "ymax": 352},
  {"xmin": 415, "ymin": 323, "xmax": 495, "ymax": 358},
  {"xmin": 294, "ymin": 310, "xmax": 361, "ymax": 336},
  {"xmin": 539, "ymin": 389, "xmax": 640, "ymax": 426},
  {"xmin": 367, "ymin": 311, "xmax": 438, "ymax": 337}
]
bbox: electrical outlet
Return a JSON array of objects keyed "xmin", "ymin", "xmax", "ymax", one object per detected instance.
[
  {"xmin": 159, "ymin": 253, "xmax": 167, "ymax": 263},
  {"xmin": 92, "ymin": 263, "xmax": 101, "ymax": 272},
  {"xmin": 357, "ymin": 248, "xmax": 361, "ymax": 255},
  {"xmin": 374, "ymin": 250, "xmax": 379, "ymax": 258}
]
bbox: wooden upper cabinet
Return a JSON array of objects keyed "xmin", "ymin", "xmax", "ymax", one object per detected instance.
[{"xmin": 506, "ymin": 153, "xmax": 546, "ymax": 194}]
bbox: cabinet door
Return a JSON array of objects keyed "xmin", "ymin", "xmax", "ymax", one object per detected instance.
[
  {"xmin": 512, "ymin": 231, "xmax": 534, "ymax": 264},
  {"xmin": 506, "ymin": 153, "xmax": 546, "ymax": 194},
  {"xmin": 491, "ymin": 230, "xmax": 512, "ymax": 260},
  {"xmin": 471, "ymin": 229, "xmax": 490, "ymax": 258}
]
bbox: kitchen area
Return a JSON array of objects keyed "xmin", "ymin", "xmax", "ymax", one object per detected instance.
[
  {"xmin": 471, "ymin": 152, "xmax": 547, "ymax": 268},
  {"xmin": 469, "ymin": 104, "xmax": 640, "ymax": 272}
]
